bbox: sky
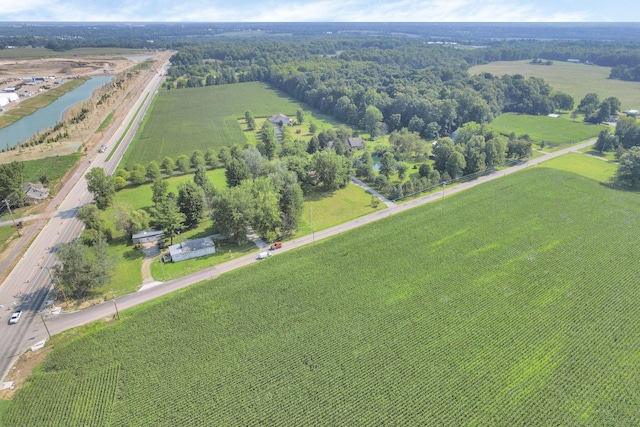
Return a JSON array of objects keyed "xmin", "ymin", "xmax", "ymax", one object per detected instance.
[{"xmin": 0, "ymin": 0, "xmax": 636, "ymax": 23}]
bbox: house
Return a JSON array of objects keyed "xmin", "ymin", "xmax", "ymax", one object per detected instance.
[
  {"xmin": 132, "ymin": 229, "xmax": 164, "ymax": 245},
  {"xmin": 347, "ymin": 137, "xmax": 365, "ymax": 150},
  {"xmin": 268, "ymin": 113, "xmax": 291, "ymax": 127},
  {"xmin": 169, "ymin": 236, "xmax": 216, "ymax": 262},
  {"xmin": 23, "ymin": 182, "xmax": 49, "ymax": 204}
]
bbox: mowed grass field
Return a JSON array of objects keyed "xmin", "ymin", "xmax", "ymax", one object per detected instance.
[
  {"xmin": 0, "ymin": 47, "xmax": 150, "ymax": 60},
  {"xmin": 4, "ymin": 158, "xmax": 640, "ymax": 425},
  {"xmin": 491, "ymin": 113, "xmax": 607, "ymax": 149},
  {"xmin": 470, "ymin": 60, "xmax": 640, "ymax": 111},
  {"xmin": 121, "ymin": 82, "xmax": 317, "ymax": 168}
]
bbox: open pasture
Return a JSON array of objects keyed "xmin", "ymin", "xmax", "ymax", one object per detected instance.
[
  {"xmin": 491, "ymin": 113, "xmax": 606, "ymax": 149},
  {"xmin": 4, "ymin": 165, "xmax": 640, "ymax": 426},
  {"xmin": 470, "ymin": 60, "xmax": 640, "ymax": 111},
  {"xmin": 122, "ymin": 82, "xmax": 317, "ymax": 168}
]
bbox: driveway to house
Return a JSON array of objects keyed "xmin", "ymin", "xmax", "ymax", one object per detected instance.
[{"xmin": 34, "ymin": 141, "xmax": 597, "ymax": 344}]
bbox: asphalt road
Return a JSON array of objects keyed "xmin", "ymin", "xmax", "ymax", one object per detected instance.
[{"xmin": 0, "ymin": 62, "xmax": 168, "ymax": 381}]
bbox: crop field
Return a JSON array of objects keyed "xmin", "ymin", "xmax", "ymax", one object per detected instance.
[
  {"xmin": 4, "ymin": 163, "xmax": 640, "ymax": 425},
  {"xmin": 470, "ymin": 60, "xmax": 640, "ymax": 111},
  {"xmin": 0, "ymin": 47, "xmax": 150, "ymax": 60},
  {"xmin": 122, "ymin": 82, "xmax": 318, "ymax": 168},
  {"xmin": 490, "ymin": 113, "xmax": 607, "ymax": 149}
]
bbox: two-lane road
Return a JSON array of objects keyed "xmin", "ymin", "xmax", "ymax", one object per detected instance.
[{"xmin": 0, "ymin": 60, "xmax": 168, "ymax": 381}]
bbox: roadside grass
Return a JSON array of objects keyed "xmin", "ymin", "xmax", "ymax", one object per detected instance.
[
  {"xmin": 470, "ymin": 59, "xmax": 640, "ymax": 111},
  {"xmin": 0, "ymin": 47, "xmax": 150, "ymax": 60},
  {"xmin": 0, "ymin": 399, "xmax": 9, "ymax": 424},
  {"xmin": 491, "ymin": 113, "xmax": 606, "ymax": 149},
  {"xmin": 96, "ymin": 112, "xmax": 114, "ymax": 132},
  {"xmin": 121, "ymin": 82, "xmax": 341, "ymax": 167},
  {"xmin": 540, "ymin": 152, "xmax": 617, "ymax": 183},
  {"xmin": 580, "ymin": 146, "xmax": 618, "ymax": 161},
  {"xmin": 0, "ymin": 226, "xmax": 18, "ymax": 253},
  {"xmin": 5, "ymin": 167, "xmax": 640, "ymax": 425},
  {"xmin": 0, "ymin": 78, "xmax": 89, "ymax": 129}
]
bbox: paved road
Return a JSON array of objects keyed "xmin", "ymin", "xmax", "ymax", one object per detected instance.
[
  {"xmin": 0, "ymin": 60, "xmax": 169, "ymax": 381},
  {"xmin": 34, "ymin": 141, "xmax": 597, "ymax": 346}
]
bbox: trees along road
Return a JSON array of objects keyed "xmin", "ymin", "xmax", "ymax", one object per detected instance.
[
  {"xmin": 0, "ymin": 62, "xmax": 169, "ymax": 382},
  {"xmin": 37, "ymin": 140, "xmax": 596, "ymax": 356},
  {"xmin": 0, "ymin": 68, "xmax": 597, "ymax": 381}
]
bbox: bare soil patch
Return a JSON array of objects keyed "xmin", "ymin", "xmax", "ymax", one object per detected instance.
[{"xmin": 0, "ymin": 346, "xmax": 52, "ymax": 399}]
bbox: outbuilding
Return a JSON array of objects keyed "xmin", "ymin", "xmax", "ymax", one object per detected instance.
[
  {"xmin": 132, "ymin": 229, "xmax": 164, "ymax": 245},
  {"xmin": 169, "ymin": 236, "xmax": 216, "ymax": 262}
]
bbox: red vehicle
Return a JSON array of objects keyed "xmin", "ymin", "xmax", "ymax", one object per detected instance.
[{"xmin": 269, "ymin": 242, "xmax": 282, "ymax": 250}]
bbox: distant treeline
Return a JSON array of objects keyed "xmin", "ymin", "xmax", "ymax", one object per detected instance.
[{"xmin": 166, "ymin": 38, "xmax": 578, "ymax": 139}]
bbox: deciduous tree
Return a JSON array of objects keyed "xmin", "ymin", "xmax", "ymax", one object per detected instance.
[{"xmin": 85, "ymin": 167, "xmax": 115, "ymax": 210}]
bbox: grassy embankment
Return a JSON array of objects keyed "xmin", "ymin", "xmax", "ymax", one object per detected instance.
[
  {"xmin": 0, "ymin": 47, "xmax": 151, "ymax": 60},
  {"xmin": 0, "ymin": 78, "xmax": 89, "ymax": 129},
  {"xmin": 4, "ymin": 154, "xmax": 639, "ymax": 426}
]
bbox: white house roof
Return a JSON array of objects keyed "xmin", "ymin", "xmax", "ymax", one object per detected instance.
[{"xmin": 169, "ymin": 236, "xmax": 215, "ymax": 257}]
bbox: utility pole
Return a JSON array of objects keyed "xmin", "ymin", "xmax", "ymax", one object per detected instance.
[
  {"xmin": 40, "ymin": 313, "xmax": 52, "ymax": 340},
  {"xmin": 113, "ymin": 299, "xmax": 120, "ymax": 320},
  {"xmin": 4, "ymin": 199, "xmax": 21, "ymax": 236}
]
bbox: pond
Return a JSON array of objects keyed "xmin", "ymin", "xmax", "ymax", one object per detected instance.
[{"xmin": 0, "ymin": 75, "xmax": 113, "ymax": 150}]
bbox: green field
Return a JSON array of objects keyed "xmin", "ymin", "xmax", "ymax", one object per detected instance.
[
  {"xmin": 4, "ymin": 160, "xmax": 640, "ymax": 425},
  {"xmin": 470, "ymin": 60, "xmax": 640, "ymax": 111},
  {"xmin": 121, "ymin": 82, "xmax": 334, "ymax": 168},
  {"xmin": 491, "ymin": 113, "xmax": 607, "ymax": 149},
  {"xmin": 0, "ymin": 47, "xmax": 150, "ymax": 60}
]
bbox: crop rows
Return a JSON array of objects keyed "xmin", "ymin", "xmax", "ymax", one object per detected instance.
[{"xmin": 4, "ymin": 168, "xmax": 640, "ymax": 425}]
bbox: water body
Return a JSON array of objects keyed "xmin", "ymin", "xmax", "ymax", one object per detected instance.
[{"xmin": 0, "ymin": 75, "xmax": 113, "ymax": 150}]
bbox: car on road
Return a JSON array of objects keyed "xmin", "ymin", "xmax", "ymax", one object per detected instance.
[
  {"xmin": 258, "ymin": 251, "xmax": 271, "ymax": 260},
  {"xmin": 269, "ymin": 242, "xmax": 282, "ymax": 250},
  {"xmin": 9, "ymin": 310, "xmax": 22, "ymax": 324}
]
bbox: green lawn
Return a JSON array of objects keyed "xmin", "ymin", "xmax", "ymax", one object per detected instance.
[
  {"xmin": 541, "ymin": 152, "xmax": 617, "ymax": 183},
  {"xmin": 5, "ymin": 165, "xmax": 640, "ymax": 425},
  {"xmin": 0, "ymin": 225, "xmax": 18, "ymax": 254},
  {"xmin": 490, "ymin": 113, "xmax": 607, "ymax": 149},
  {"xmin": 121, "ymin": 82, "xmax": 339, "ymax": 168},
  {"xmin": 470, "ymin": 60, "xmax": 640, "ymax": 111}
]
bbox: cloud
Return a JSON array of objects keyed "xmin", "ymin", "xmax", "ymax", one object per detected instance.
[{"xmin": 0, "ymin": 0, "xmax": 609, "ymax": 22}]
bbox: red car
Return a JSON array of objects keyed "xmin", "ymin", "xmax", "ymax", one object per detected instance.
[{"xmin": 269, "ymin": 242, "xmax": 282, "ymax": 250}]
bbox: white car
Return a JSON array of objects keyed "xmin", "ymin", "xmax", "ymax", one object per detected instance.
[
  {"xmin": 258, "ymin": 251, "xmax": 271, "ymax": 260},
  {"xmin": 9, "ymin": 310, "xmax": 22, "ymax": 324}
]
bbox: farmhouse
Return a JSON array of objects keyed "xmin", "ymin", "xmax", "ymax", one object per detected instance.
[
  {"xmin": 132, "ymin": 229, "xmax": 164, "ymax": 245},
  {"xmin": 268, "ymin": 113, "xmax": 291, "ymax": 126},
  {"xmin": 169, "ymin": 236, "xmax": 216, "ymax": 262},
  {"xmin": 347, "ymin": 137, "xmax": 365, "ymax": 149},
  {"xmin": 23, "ymin": 182, "xmax": 49, "ymax": 204}
]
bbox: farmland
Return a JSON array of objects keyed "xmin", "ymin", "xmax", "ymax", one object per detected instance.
[
  {"xmin": 490, "ymin": 113, "xmax": 607, "ymax": 149},
  {"xmin": 121, "ymin": 82, "xmax": 337, "ymax": 168},
  {"xmin": 4, "ymin": 163, "xmax": 640, "ymax": 425},
  {"xmin": 470, "ymin": 60, "xmax": 640, "ymax": 111}
]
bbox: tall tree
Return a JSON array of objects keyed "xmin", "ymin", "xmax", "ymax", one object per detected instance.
[
  {"xmin": 53, "ymin": 237, "xmax": 114, "ymax": 299},
  {"xmin": 296, "ymin": 109, "xmax": 305, "ymax": 124},
  {"xmin": 259, "ymin": 120, "xmax": 280, "ymax": 160},
  {"xmin": 250, "ymin": 178, "xmax": 281, "ymax": 241},
  {"xmin": 152, "ymin": 178, "xmax": 170, "ymax": 206},
  {"xmin": 151, "ymin": 194, "xmax": 185, "ymax": 245},
  {"xmin": 379, "ymin": 151, "xmax": 397, "ymax": 178},
  {"xmin": 212, "ymin": 185, "xmax": 255, "ymax": 245},
  {"xmin": 85, "ymin": 167, "xmax": 115, "ymax": 210},
  {"xmin": 146, "ymin": 161, "xmax": 161, "ymax": 181},
  {"xmin": 177, "ymin": 181, "xmax": 206, "ymax": 228},
  {"xmin": 114, "ymin": 204, "xmax": 150, "ymax": 242},
  {"xmin": 311, "ymin": 149, "xmax": 353, "ymax": 190},
  {"xmin": 176, "ymin": 154, "xmax": 190, "ymax": 174},
  {"xmin": 361, "ymin": 105, "xmax": 384, "ymax": 139},
  {"xmin": 161, "ymin": 157, "xmax": 175, "ymax": 176},
  {"xmin": 0, "ymin": 161, "xmax": 24, "ymax": 206},
  {"xmin": 446, "ymin": 151, "xmax": 466, "ymax": 179},
  {"xmin": 225, "ymin": 157, "xmax": 251, "ymax": 187},
  {"xmin": 616, "ymin": 146, "xmax": 640, "ymax": 187}
]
